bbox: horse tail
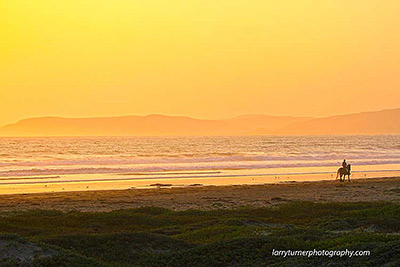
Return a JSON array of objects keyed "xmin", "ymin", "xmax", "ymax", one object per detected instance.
[{"xmin": 336, "ymin": 169, "xmax": 340, "ymax": 179}]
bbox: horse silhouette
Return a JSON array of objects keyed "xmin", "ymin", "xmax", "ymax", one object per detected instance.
[{"xmin": 336, "ymin": 164, "xmax": 351, "ymax": 182}]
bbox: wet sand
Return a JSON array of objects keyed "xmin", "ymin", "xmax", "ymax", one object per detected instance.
[{"xmin": 0, "ymin": 176, "xmax": 399, "ymax": 212}]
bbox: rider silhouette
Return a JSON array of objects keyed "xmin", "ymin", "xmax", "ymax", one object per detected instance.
[{"xmin": 342, "ymin": 159, "xmax": 348, "ymax": 169}]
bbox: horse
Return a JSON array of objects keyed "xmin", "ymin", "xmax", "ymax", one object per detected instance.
[{"xmin": 336, "ymin": 164, "xmax": 351, "ymax": 182}]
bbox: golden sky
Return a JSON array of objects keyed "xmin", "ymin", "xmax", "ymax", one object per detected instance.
[{"xmin": 1, "ymin": 0, "xmax": 400, "ymax": 126}]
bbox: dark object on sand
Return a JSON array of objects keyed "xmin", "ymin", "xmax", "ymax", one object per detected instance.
[{"xmin": 149, "ymin": 183, "xmax": 173, "ymax": 187}]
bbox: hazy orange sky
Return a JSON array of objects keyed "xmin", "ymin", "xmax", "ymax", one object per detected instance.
[{"xmin": 1, "ymin": 0, "xmax": 400, "ymax": 126}]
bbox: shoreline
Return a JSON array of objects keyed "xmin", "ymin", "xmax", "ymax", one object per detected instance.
[
  {"xmin": 1, "ymin": 167, "xmax": 400, "ymax": 195},
  {"xmin": 0, "ymin": 176, "xmax": 399, "ymax": 212}
]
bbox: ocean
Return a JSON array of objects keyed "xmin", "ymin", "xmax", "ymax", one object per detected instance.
[{"xmin": 1, "ymin": 135, "xmax": 400, "ymax": 194}]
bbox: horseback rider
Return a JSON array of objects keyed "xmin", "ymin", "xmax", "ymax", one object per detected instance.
[
  {"xmin": 337, "ymin": 159, "xmax": 351, "ymax": 181},
  {"xmin": 342, "ymin": 159, "xmax": 348, "ymax": 170}
]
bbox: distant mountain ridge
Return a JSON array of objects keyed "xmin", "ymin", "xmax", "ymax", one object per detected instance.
[
  {"xmin": 277, "ymin": 108, "xmax": 400, "ymax": 135},
  {"xmin": 0, "ymin": 108, "xmax": 399, "ymax": 136}
]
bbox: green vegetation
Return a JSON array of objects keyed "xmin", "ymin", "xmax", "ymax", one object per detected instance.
[{"xmin": 0, "ymin": 202, "xmax": 399, "ymax": 266}]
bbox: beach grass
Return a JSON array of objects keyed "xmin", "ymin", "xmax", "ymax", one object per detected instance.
[{"xmin": 0, "ymin": 202, "xmax": 399, "ymax": 266}]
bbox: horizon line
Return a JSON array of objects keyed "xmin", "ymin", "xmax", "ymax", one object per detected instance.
[{"xmin": 2, "ymin": 106, "xmax": 399, "ymax": 128}]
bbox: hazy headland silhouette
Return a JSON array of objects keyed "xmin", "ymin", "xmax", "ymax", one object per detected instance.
[{"xmin": 1, "ymin": 108, "xmax": 399, "ymax": 136}]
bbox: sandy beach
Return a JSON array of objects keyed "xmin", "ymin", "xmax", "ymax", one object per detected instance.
[{"xmin": 1, "ymin": 176, "xmax": 399, "ymax": 212}]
